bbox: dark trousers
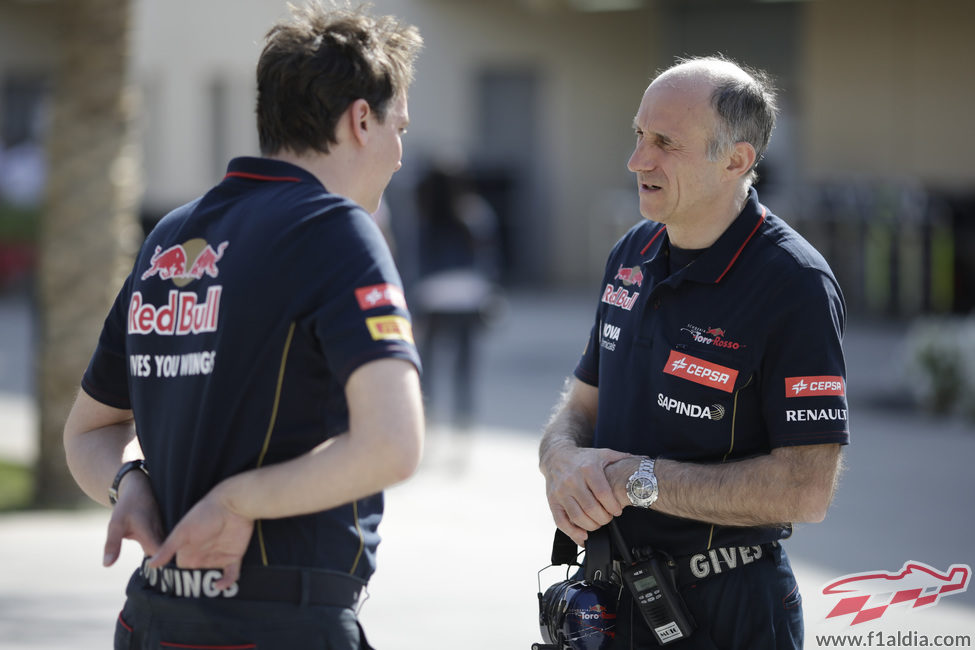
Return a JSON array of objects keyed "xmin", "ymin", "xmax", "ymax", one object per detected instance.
[
  {"xmin": 615, "ymin": 544, "xmax": 803, "ymax": 649},
  {"xmin": 115, "ymin": 572, "xmax": 373, "ymax": 650}
]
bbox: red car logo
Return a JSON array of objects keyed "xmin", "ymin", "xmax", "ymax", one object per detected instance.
[{"xmin": 822, "ymin": 561, "xmax": 971, "ymax": 625}]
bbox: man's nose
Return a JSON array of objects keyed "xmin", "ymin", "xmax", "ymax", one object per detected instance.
[{"xmin": 627, "ymin": 142, "xmax": 655, "ymax": 173}]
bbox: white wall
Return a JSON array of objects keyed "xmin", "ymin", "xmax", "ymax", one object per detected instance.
[{"xmin": 130, "ymin": 0, "xmax": 659, "ymax": 283}]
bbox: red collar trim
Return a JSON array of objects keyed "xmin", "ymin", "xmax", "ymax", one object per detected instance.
[
  {"xmin": 715, "ymin": 206, "xmax": 766, "ymax": 283},
  {"xmin": 640, "ymin": 226, "xmax": 667, "ymax": 255},
  {"xmin": 224, "ymin": 171, "xmax": 303, "ymax": 183}
]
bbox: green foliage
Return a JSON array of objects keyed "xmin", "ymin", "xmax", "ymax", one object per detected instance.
[
  {"xmin": 0, "ymin": 202, "xmax": 39, "ymax": 242},
  {"xmin": 905, "ymin": 316, "xmax": 975, "ymax": 420},
  {"xmin": 0, "ymin": 459, "xmax": 34, "ymax": 511}
]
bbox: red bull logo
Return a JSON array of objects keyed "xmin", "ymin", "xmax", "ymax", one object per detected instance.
[
  {"xmin": 602, "ymin": 284, "xmax": 639, "ymax": 311},
  {"xmin": 128, "ymin": 287, "xmax": 222, "ymax": 336},
  {"xmin": 614, "ymin": 264, "xmax": 644, "ymax": 288},
  {"xmin": 822, "ymin": 561, "xmax": 971, "ymax": 625},
  {"xmin": 141, "ymin": 239, "xmax": 229, "ymax": 287}
]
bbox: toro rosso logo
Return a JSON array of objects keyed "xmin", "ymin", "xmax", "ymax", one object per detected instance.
[
  {"xmin": 680, "ymin": 323, "xmax": 746, "ymax": 350},
  {"xmin": 141, "ymin": 239, "xmax": 229, "ymax": 286},
  {"xmin": 822, "ymin": 561, "xmax": 971, "ymax": 625}
]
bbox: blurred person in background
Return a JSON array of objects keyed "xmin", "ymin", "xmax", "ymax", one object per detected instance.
[
  {"xmin": 412, "ymin": 162, "xmax": 502, "ymax": 432},
  {"xmin": 62, "ymin": 4, "xmax": 423, "ymax": 649},
  {"xmin": 539, "ymin": 56, "xmax": 848, "ymax": 649}
]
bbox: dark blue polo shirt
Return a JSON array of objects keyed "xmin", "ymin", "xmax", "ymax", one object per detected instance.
[
  {"xmin": 576, "ymin": 188, "xmax": 849, "ymax": 555},
  {"xmin": 82, "ymin": 157, "xmax": 421, "ymax": 582}
]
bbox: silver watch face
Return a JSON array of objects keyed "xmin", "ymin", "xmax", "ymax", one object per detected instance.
[{"xmin": 631, "ymin": 477, "xmax": 656, "ymax": 500}]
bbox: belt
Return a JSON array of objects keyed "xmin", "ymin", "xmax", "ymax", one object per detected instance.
[
  {"xmin": 671, "ymin": 541, "xmax": 779, "ymax": 584},
  {"xmin": 139, "ymin": 559, "xmax": 365, "ymax": 609}
]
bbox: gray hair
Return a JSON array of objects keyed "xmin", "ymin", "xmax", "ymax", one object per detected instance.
[{"xmin": 661, "ymin": 56, "xmax": 778, "ymax": 185}]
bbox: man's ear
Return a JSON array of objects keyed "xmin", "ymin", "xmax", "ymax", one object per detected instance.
[
  {"xmin": 348, "ymin": 98, "xmax": 372, "ymax": 147},
  {"xmin": 725, "ymin": 141, "xmax": 757, "ymax": 180}
]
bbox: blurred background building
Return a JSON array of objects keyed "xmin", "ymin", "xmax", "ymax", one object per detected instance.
[
  {"xmin": 1, "ymin": 0, "xmax": 973, "ymax": 313},
  {"xmin": 1, "ymin": 3, "xmax": 974, "ymax": 645}
]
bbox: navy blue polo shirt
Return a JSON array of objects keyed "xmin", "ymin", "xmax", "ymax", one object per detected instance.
[
  {"xmin": 576, "ymin": 188, "xmax": 849, "ymax": 555},
  {"xmin": 82, "ymin": 157, "xmax": 421, "ymax": 582}
]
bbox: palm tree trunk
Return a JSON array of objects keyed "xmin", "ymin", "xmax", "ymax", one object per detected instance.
[{"xmin": 35, "ymin": 0, "xmax": 141, "ymax": 506}]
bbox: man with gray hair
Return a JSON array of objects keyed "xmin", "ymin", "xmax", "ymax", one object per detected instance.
[{"xmin": 540, "ymin": 56, "xmax": 848, "ymax": 647}]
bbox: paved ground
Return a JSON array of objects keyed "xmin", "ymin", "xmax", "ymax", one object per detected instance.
[{"xmin": 1, "ymin": 289, "xmax": 974, "ymax": 648}]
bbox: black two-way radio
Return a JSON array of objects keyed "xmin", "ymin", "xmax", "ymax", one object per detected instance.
[{"xmin": 609, "ymin": 521, "xmax": 695, "ymax": 645}]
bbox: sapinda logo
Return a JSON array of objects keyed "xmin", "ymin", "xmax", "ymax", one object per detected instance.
[{"xmin": 821, "ymin": 561, "xmax": 971, "ymax": 625}]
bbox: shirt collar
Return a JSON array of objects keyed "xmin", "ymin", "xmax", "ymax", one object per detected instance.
[
  {"xmin": 641, "ymin": 186, "xmax": 767, "ymax": 285},
  {"xmin": 223, "ymin": 156, "xmax": 324, "ymax": 189}
]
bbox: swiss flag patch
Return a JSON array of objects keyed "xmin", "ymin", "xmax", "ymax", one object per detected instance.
[{"xmin": 355, "ymin": 283, "xmax": 406, "ymax": 311}]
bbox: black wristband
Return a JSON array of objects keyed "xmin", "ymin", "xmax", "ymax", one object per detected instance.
[{"xmin": 108, "ymin": 459, "xmax": 149, "ymax": 505}]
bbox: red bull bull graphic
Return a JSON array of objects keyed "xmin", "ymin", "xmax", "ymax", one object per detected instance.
[
  {"xmin": 141, "ymin": 239, "xmax": 229, "ymax": 287},
  {"xmin": 615, "ymin": 264, "xmax": 644, "ymax": 288},
  {"xmin": 822, "ymin": 561, "xmax": 971, "ymax": 625}
]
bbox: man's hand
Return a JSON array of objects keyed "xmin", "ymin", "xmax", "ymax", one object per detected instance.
[
  {"xmin": 541, "ymin": 444, "xmax": 631, "ymax": 546},
  {"xmin": 148, "ymin": 483, "xmax": 254, "ymax": 591},
  {"xmin": 103, "ymin": 470, "xmax": 164, "ymax": 567}
]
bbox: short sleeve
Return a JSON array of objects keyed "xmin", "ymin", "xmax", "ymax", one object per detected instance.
[
  {"xmin": 307, "ymin": 208, "xmax": 421, "ymax": 384},
  {"xmin": 761, "ymin": 269, "xmax": 850, "ymax": 448},
  {"xmin": 81, "ymin": 275, "xmax": 133, "ymax": 409}
]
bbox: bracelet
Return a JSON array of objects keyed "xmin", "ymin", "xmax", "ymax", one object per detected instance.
[{"xmin": 108, "ymin": 459, "xmax": 149, "ymax": 505}]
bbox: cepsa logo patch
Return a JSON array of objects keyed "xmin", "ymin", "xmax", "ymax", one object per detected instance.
[
  {"xmin": 785, "ymin": 375, "xmax": 845, "ymax": 398},
  {"xmin": 355, "ymin": 283, "xmax": 406, "ymax": 311},
  {"xmin": 663, "ymin": 350, "xmax": 738, "ymax": 393},
  {"xmin": 366, "ymin": 315, "xmax": 414, "ymax": 344}
]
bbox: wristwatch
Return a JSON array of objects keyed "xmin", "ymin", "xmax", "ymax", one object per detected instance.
[
  {"xmin": 625, "ymin": 457, "xmax": 658, "ymax": 508},
  {"xmin": 108, "ymin": 459, "xmax": 149, "ymax": 505}
]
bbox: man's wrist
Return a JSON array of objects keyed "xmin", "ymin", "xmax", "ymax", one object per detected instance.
[
  {"xmin": 624, "ymin": 456, "xmax": 658, "ymax": 508},
  {"xmin": 109, "ymin": 459, "xmax": 149, "ymax": 505},
  {"xmin": 539, "ymin": 438, "xmax": 577, "ymax": 475}
]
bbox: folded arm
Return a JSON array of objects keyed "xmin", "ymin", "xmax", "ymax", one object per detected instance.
[
  {"xmin": 607, "ymin": 443, "xmax": 844, "ymax": 526},
  {"xmin": 149, "ymin": 357, "xmax": 424, "ymax": 587}
]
